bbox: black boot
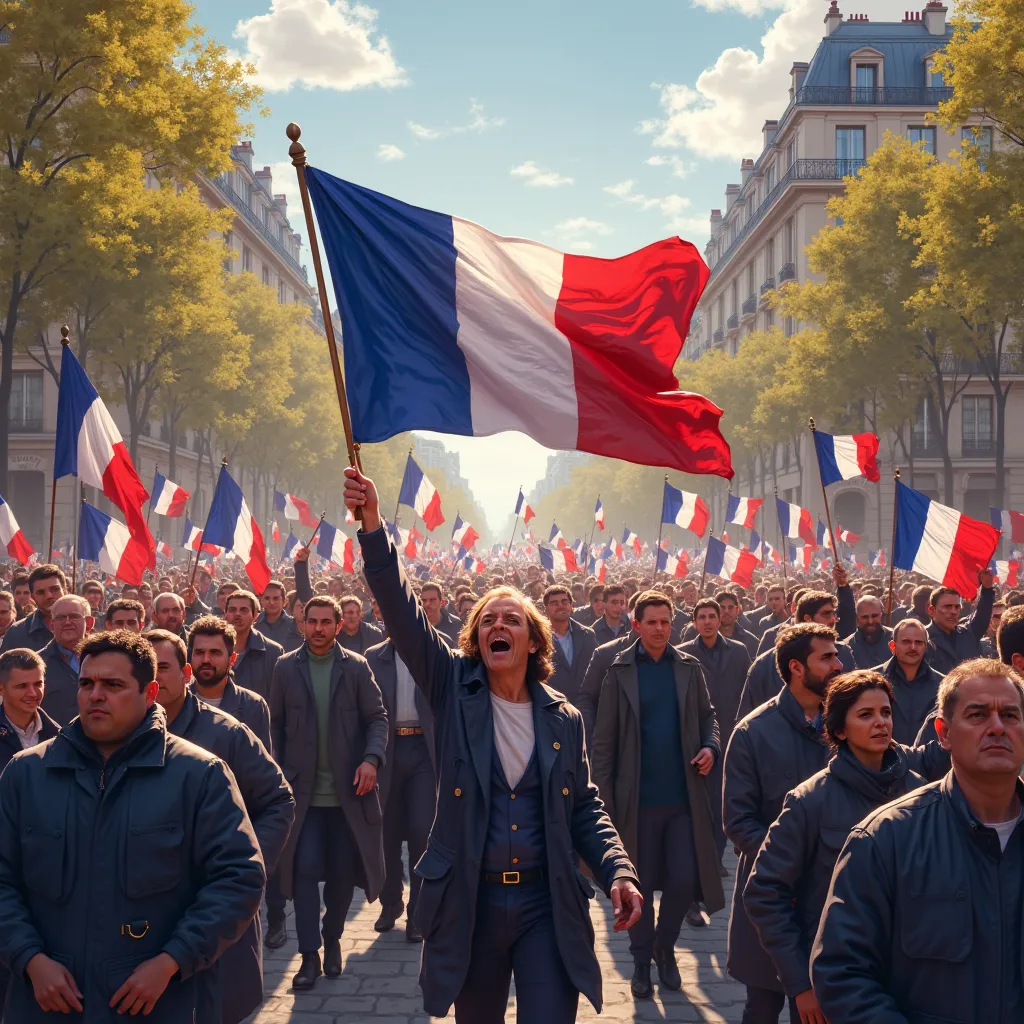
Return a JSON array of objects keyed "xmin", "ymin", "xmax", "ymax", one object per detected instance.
[
  {"xmin": 405, "ymin": 919, "xmax": 423, "ymax": 943},
  {"xmin": 323, "ymin": 938, "xmax": 342, "ymax": 978},
  {"xmin": 631, "ymin": 962, "xmax": 653, "ymax": 999},
  {"xmin": 291, "ymin": 952, "xmax": 321, "ymax": 991},
  {"xmin": 264, "ymin": 918, "xmax": 287, "ymax": 950},
  {"xmin": 685, "ymin": 901, "xmax": 709, "ymax": 928},
  {"xmin": 654, "ymin": 945, "xmax": 682, "ymax": 990},
  {"xmin": 374, "ymin": 904, "xmax": 402, "ymax": 932}
]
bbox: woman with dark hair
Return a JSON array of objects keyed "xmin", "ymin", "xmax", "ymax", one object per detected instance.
[
  {"xmin": 343, "ymin": 465, "xmax": 642, "ymax": 1024},
  {"xmin": 743, "ymin": 670, "xmax": 925, "ymax": 1024}
]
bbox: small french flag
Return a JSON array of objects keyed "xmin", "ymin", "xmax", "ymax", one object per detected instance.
[
  {"xmin": 398, "ymin": 454, "xmax": 445, "ymax": 531},
  {"xmin": 156, "ymin": 539, "xmax": 174, "ymax": 560},
  {"xmin": 452, "ymin": 516, "xmax": 480, "ymax": 554},
  {"xmin": 816, "ymin": 520, "xmax": 831, "ymax": 549},
  {"xmin": 662, "ymin": 482, "xmax": 710, "ymax": 537},
  {"xmin": 776, "ymin": 498, "xmax": 816, "ymax": 546},
  {"xmin": 0, "ymin": 494, "xmax": 34, "ymax": 566},
  {"xmin": 514, "ymin": 489, "xmax": 536, "ymax": 524},
  {"xmin": 272, "ymin": 520, "xmax": 281, "ymax": 543},
  {"xmin": 589, "ymin": 555, "xmax": 607, "ymax": 582},
  {"xmin": 540, "ymin": 545, "xmax": 579, "ymax": 573},
  {"xmin": 182, "ymin": 518, "xmax": 221, "ymax": 557},
  {"xmin": 894, "ymin": 481, "xmax": 998, "ymax": 598},
  {"xmin": 789, "ymin": 544, "xmax": 814, "ymax": 571},
  {"xmin": 836, "ymin": 525, "xmax": 860, "ymax": 544},
  {"xmin": 990, "ymin": 506, "xmax": 1024, "ymax": 544},
  {"xmin": 205, "ymin": 467, "xmax": 271, "ymax": 592},
  {"xmin": 150, "ymin": 471, "xmax": 191, "ymax": 518},
  {"xmin": 813, "ymin": 429, "xmax": 881, "ymax": 485},
  {"xmin": 725, "ymin": 494, "xmax": 762, "ymax": 530},
  {"xmin": 656, "ymin": 548, "xmax": 689, "ymax": 578},
  {"xmin": 78, "ymin": 502, "xmax": 149, "ymax": 585},
  {"xmin": 282, "ymin": 532, "xmax": 299, "ymax": 561},
  {"xmin": 705, "ymin": 536, "xmax": 759, "ymax": 588},
  {"xmin": 463, "ymin": 554, "xmax": 486, "ymax": 574},
  {"xmin": 870, "ymin": 549, "xmax": 887, "ymax": 568},
  {"xmin": 274, "ymin": 489, "xmax": 319, "ymax": 529},
  {"xmin": 991, "ymin": 559, "xmax": 1021, "ymax": 587},
  {"xmin": 622, "ymin": 527, "xmax": 642, "ymax": 557},
  {"xmin": 549, "ymin": 523, "xmax": 566, "ymax": 548},
  {"xmin": 594, "ymin": 499, "xmax": 605, "ymax": 531},
  {"xmin": 317, "ymin": 520, "xmax": 355, "ymax": 573}
]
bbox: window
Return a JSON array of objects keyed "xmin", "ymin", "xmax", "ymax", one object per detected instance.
[
  {"xmin": 927, "ymin": 57, "xmax": 944, "ymax": 88},
  {"xmin": 242, "ymin": 246, "xmax": 252, "ymax": 272},
  {"xmin": 909, "ymin": 126, "xmax": 936, "ymax": 155},
  {"xmin": 961, "ymin": 126, "xmax": 992, "ymax": 169},
  {"xmin": 262, "ymin": 266, "xmax": 271, "ymax": 287},
  {"xmin": 784, "ymin": 218, "xmax": 795, "ymax": 263},
  {"xmin": 962, "ymin": 396, "xmax": 994, "ymax": 452},
  {"xmin": 717, "ymin": 296, "xmax": 725, "ymax": 329},
  {"xmin": 746, "ymin": 261, "xmax": 755, "ymax": 297},
  {"xmin": 278, "ymin": 280, "xmax": 287, "ymax": 304},
  {"xmin": 912, "ymin": 398, "xmax": 938, "ymax": 454},
  {"xmin": 764, "ymin": 237, "xmax": 775, "ymax": 279},
  {"xmin": 766, "ymin": 163, "xmax": 776, "ymax": 191},
  {"xmin": 730, "ymin": 280, "xmax": 738, "ymax": 317},
  {"xmin": 836, "ymin": 128, "xmax": 866, "ymax": 174},
  {"xmin": 784, "ymin": 316, "xmax": 794, "ymax": 338},
  {"xmin": 786, "ymin": 142, "xmax": 796, "ymax": 171},
  {"xmin": 855, "ymin": 64, "xmax": 878, "ymax": 100},
  {"xmin": 10, "ymin": 371, "xmax": 43, "ymax": 431},
  {"xmin": 765, "ymin": 308, "xmax": 775, "ymax": 329}
]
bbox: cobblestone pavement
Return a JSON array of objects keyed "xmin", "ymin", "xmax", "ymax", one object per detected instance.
[{"xmin": 249, "ymin": 851, "xmax": 746, "ymax": 1023}]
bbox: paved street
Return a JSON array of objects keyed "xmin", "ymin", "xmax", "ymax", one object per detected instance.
[{"xmin": 250, "ymin": 853, "xmax": 747, "ymax": 1023}]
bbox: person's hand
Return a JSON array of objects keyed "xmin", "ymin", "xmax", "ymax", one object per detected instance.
[
  {"xmin": 609, "ymin": 878, "xmax": 643, "ymax": 932},
  {"xmin": 294, "ymin": 545, "xmax": 310, "ymax": 563},
  {"xmin": 26, "ymin": 953, "xmax": 83, "ymax": 1013},
  {"xmin": 180, "ymin": 585, "xmax": 197, "ymax": 606},
  {"xmin": 794, "ymin": 987, "xmax": 828, "ymax": 1024},
  {"xmin": 831, "ymin": 564, "xmax": 849, "ymax": 589},
  {"xmin": 353, "ymin": 760, "xmax": 378, "ymax": 796},
  {"xmin": 978, "ymin": 567, "xmax": 995, "ymax": 590},
  {"xmin": 691, "ymin": 747, "xmax": 715, "ymax": 775},
  {"xmin": 343, "ymin": 466, "xmax": 381, "ymax": 532},
  {"xmin": 110, "ymin": 952, "xmax": 178, "ymax": 1015}
]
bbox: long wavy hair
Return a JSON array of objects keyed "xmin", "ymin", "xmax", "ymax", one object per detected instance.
[{"xmin": 459, "ymin": 586, "xmax": 554, "ymax": 684}]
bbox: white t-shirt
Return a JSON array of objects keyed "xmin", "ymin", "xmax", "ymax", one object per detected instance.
[
  {"xmin": 490, "ymin": 692, "xmax": 535, "ymax": 790},
  {"xmin": 983, "ymin": 811, "xmax": 1023, "ymax": 852},
  {"xmin": 202, "ymin": 695, "xmax": 223, "ymax": 708}
]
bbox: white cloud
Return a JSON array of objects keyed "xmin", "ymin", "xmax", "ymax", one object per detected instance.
[
  {"xmin": 408, "ymin": 100, "xmax": 504, "ymax": 141},
  {"xmin": 376, "ymin": 143, "xmax": 406, "ymax": 161},
  {"xmin": 603, "ymin": 181, "xmax": 705, "ymax": 239},
  {"xmin": 645, "ymin": 154, "xmax": 696, "ymax": 179},
  {"xmin": 235, "ymin": 0, "xmax": 405, "ymax": 92},
  {"xmin": 640, "ymin": 0, "xmax": 894, "ymax": 161},
  {"xmin": 693, "ymin": 0, "xmax": 787, "ymax": 14},
  {"xmin": 265, "ymin": 161, "xmax": 303, "ymax": 222},
  {"xmin": 510, "ymin": 160, "xmax": 574, "ymax": 188},
  {"xmin": 555, "ymin": 217, "xmax": 613, "ymax": 236},
  {"xmin": 603, "ymin": 180, "xmax": 636, "ymax": 199}
]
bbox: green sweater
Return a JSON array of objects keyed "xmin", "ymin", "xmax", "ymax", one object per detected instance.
[{"xmin": 308, "ymin": 649, "xmax": 340, "ymax": 807}]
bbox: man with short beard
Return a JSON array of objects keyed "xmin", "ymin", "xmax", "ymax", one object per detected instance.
[
  {"xmin": 844, "ymin": 595, "xmax": 893, "ymax": 668},
  {"xmin": 724, "ymin": 623, "xmax": 843, "ymax": 1024}
]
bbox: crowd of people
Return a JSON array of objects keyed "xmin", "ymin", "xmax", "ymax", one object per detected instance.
[{"xmin": 0, "ymin": 464, "xmax": 1020, "ymax": 1022}]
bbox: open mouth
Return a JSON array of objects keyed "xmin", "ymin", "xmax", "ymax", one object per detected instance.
[{"xmin": 489, "ymin": 637, "xmax": 511, "ymax": 654}]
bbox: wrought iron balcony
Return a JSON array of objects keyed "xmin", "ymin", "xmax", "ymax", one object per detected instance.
[
  {"xmin": 713, "ymin": 328, "xmax": 725, "ymax": 344},
  {"xmin": 760, "ymin": 277, "xmax": 776, "ymax": 296},
  {"xmin": 962, "ymin": 437, "xmax": 995, "ymax": 454},
  {"xmin": 796, "ymin": 85, "xmax": 954, "ymax": 107},
  {"xmin": 742, "ymin": 295, "xmax": 758, "ymax": 316},
  {"xmin": 727, "ymin": 313, "xmax": 739, "ymax": 331},
  {"xmin": 938, "ymin": 353, "xmax": 1024, "ymax": 375},
  {"xmin": 212, "ymin": 176, "xmax": 308, "ymax": 282},
  {"xmin": 778, "ymin": 262, "xmax": 796, "ymax": 284}
]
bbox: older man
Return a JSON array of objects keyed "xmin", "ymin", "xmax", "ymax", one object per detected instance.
[
  {"xmin": 38, "ymin": 594, "xmax": 94, "ymax": 725},
  {"xmin": 151, "ymin": 591, "xmax": 187, "ymax": 638},
  {"xmin": 844, "ymin": 595, "xmax": 894, "ymax": 669},
  {"xmin": 812, "ymin": 659, "xmax": 1024, "ymax": 1023}
]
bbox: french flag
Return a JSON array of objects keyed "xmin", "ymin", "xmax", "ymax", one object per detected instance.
[
  {"xmin": 515, "ymin": 489, "xmax": 536, "ymax": 524},
  {"xmin": 894, "ymin": 481, "xmax": 999, "ymax": 598},
  {"xmin": 870, "ymin": 549, "xmax": 887, "ymax": 568},
  {"xmin": 272, "ymin": 520, "xmax": 281, "ymax": 544},
  {"xmin": 78, "ymin": 503, "xmax": 148, "ymax": 585},
  {"xmin": 815, "ymin": 520, "xmax": 832, "ymax": 550},
  {"xmin": 205, "ymin": 467, "xmax": 271, "ymax": 592},
  {"xmin": 549, "ymin": 523, "xmax": 567, "ymax": 549},
  {"xmin": 789, "ymin": 544, "xmax": 814, "ymax": 571},
  {"xmin": 662, "ymin": 482, "xmax": 710, "ymax": 537},
  {"xmin": 156, "ymin": 539, "xmax": 174, "ymax": 561},
  {"xmin": 622, "ymin": 527, "xmax": 642, "ymax": 557},
  {"xmin": 589, "ymin": 556, "xmax": 607, "ymax": 583},
  {"xmin": 399, "ymin": 455, "xmax": 445, "ymax": 531},
  {"xmin": 183, "ymin": 518, "xmax": 221, "ymax": 557},
  {"xmin": 317, "ymin": 520, "xmax": 355, "ymax": 573},
  {"xmin": 305, "ymin": 169, "xmax": 733, "ymax": 481},
  {"xmin": 776, "ymin": 497, "xmax": 816, "ymax": 546},
  {"xmin": 463, "ymin": 554, "xmax": 486, "ymax": 574},
  {"xmin": 726, "ymin": 494, "xmax": 762, "ymax": 529},
  {"xmin": 573, "ymin": 539, "xmax": 587, "ymax": 565},
  {"xmin": 55, "ymin": 344, "xmax": 155, "ymax": 568},
  {"xmin": 990, "ymin": 506, "xmax": 1024, "ymax": 544},
  {"xmin": 813, "ymin": 430, "xmax": 881, "ymax": 485},
  {"xmin": 274, "ymin": 490, "xmax": 319, "ymax": 529},
  {"xmin": 406, "ymin": 525, "xmax": 424, "ymax": 560},
  {"xmin": 0, "ymin": 494, "xmax": 34, "ymax": 566},
  {"xmin": 836, "ymin": 525, "xmax": 860, "ymax": 544},
  {"xmin": 540, "ymin": 545, "xmax": 579, "ymax": 573},
  {"xmin": 594, "ymin": 499, "xmax": 605, "ymax": 530},
  {"xmin": 282, "ymin": 532, "xmax": 299, "ymax": 561},
  {"xmin": 656, "ymin": 548, "xmax": 688, "ymax": 578},
  {"xmin": 150, "ymin": 471, "xmax": 191, "ymax": 518},
  {"xmin": 749, "ymin": 529, "xmax": 766, "ymax": 562},
  {"xmin": 704, "ymin": 536, "xmax": 759, "ymax": 588},
  {"xmin": 452, "ymin": 515, "xmax": 480, "ymax": 554},
  {"xmin": 991, "ymin": 559, "xmax": 1021, "ymax": 587}
]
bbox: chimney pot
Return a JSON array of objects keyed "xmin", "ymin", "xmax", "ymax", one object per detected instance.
[
  {"xmin": 824, "ymin": 0, "xmax": 843, "ymax": 34},
  {"xmin": 922, "ymin": 0, "xmax": 947, "ymax": 33}
]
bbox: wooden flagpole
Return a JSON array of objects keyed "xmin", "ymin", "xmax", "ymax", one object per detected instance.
[
  {"xmin": 394, "ymin": 446, "xmax": 412, "ymax": 533},
  {"xmin": 808, "ymin": 418, "xmax": 840, "ymax": 565},
  {"xmin": 190, "ymin": 457, "xmax": 227, "ymax": 587},
  {"xmin": 305, "ymin": 512, "xmax": 326, "ymax": 552},
  {"xmin": 698, "ymin": 529, "xmax": 713, "ymax": 598},
  {"xmin": 654, "ymin": 476, "xmax": 668, "ymax": 579},
  {"xmin": 774, "ymin": 485, "xmax": 789, "ymax": 591},
  {"xmin": 886, "ymin": 468, "xmax": 901, "ymax": 625},
  {"xmin": 286, "ymin": 123, "xmax": 363, "ymax": 514},
  {"xmin": 503, "ymin": 488, "xmax": 522, "ymax": 582},
  {"xmin": 585, "ymin": 494, "xmax": 601, "ymax": 578},
  {"xmin": 49, "ymin": 325, "xmax": 73, "ymax": 558},
  {"xmin": 147, "ymin": 465, "xmax": 157, "ymax": 527}
]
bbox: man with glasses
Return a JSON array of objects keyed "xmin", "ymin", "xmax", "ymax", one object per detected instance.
[{"xmin": 38, "ymin": 595, "xmax": 94, "ymax": 725}]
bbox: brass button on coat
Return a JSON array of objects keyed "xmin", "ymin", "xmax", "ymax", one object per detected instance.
[
  {"xmin": 553, "ymin": 742, "xmax": 560, "ymax": 750},
  {"xmin": 562, "ymin": 787, "xmax": 569, "ymax": 796},
  {"xmin": 454, "ymin": 788, "xmax": 462, "ymax": 797}
]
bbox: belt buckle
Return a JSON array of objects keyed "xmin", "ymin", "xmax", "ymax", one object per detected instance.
[{"xmin": 502, "ymin": 871, "xmax": 520, "ymax": 885}]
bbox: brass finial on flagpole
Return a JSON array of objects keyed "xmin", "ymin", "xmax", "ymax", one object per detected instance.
[{"xmin": 286, "ymin": 123, "xmax": 363, "ymax": 518}]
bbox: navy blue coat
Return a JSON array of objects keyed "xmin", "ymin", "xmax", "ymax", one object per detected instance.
[
  {"xmin": 360, "ymin": 527, "xmax": 637, "ymax": 1017},
  {"xmin": 0, "ymin": 705, "xmax": 60, "ymax": 774},
  {"xmin": 0, "ymin": 610, "xmax": 54, "ymax": 654},
  {"xmin": 0, "ymin": 704, "xmax": 265, "ymax": 1023},
  {"xmin": 231, "ymin": 627, "xmax": 283, "ymax": 702},
  {"xmin": 38, "ymin": 639, "xmax": 81, "ymax": 727}
]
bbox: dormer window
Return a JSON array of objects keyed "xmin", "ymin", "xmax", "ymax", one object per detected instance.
[
  {"xmin": 855, "ymin": 64, "xmax": 877, "ymax": 89},
  {"xmin": 850, "ymin": 48, "xmax": 884, "ymax": 100},
  {"xmin": 925, "ymin": 54, "xmax": 944, "ymax": 87}
]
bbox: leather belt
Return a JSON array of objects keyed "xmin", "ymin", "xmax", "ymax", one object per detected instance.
[
  {"xmin": 482, "ymin": 868, "xmax": 546, "ymax": 885},
  {"xmin": 395, "ymin": 726, "xmax": 424, "ymax": 736}
]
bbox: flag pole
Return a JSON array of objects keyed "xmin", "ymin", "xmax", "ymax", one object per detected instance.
[
  {"xmin": 444, "ymin": 510, "xmax": 461, "ymax": 589},
  {"xmin": 190, "ymin": 457, "xmax": 227, "ymax": 588},
  {"xmin": 305, "ymin": 511, "xmax": 326, "ymax": 551},
  {"xmin": 654, "ymin": 476, "xmax": 668, "ymax": 579},
  {"xmin": 886, "ymin": 467, "xmax": 900, "ymax": 625},
  {"xmin": 72, "ymin": 490, "xmax": 83, "ymax": 593},
  {"xmin": 503, "ymin": 487, "xmax": 522, "ymax": 581},
  {"xmin": 147, "ymin": 465, "xmax": 157, "ymax": 527},
  {"xmin": 49, "ymin": 325, "xmax": 72, "ymax": 557},
  {"xmin": 774, "ymin": 485, "xmax": 788, "ymax": 591},
  {"xmin": 698, "ymin": 529, "xmax": 713, "ymax": 598},
  {"xmin": 585, "ymin": 493, "xmax": 600, "ymax": 577},
  {"xmin": 394, "ymin": 447, "xmax": 412, "ymax": 533},
  {"xmin": 286, "ymin": 124, "xmax": 363, "ymax": 496},
  {"xmin": 808, "ymin": 418, "xmax": 840, "ymax": 565}
]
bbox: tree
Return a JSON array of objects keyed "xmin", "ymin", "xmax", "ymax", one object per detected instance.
[{"xmin": 0, "ymin": 0, "xmax": 261, "ymax": 493}]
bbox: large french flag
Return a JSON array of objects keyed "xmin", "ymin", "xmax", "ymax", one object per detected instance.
[
  {"xmin": 0, "ymin": 494, "xmax": 34, "ymax": 566},
  {"xmin": 55, "ymin": 344, "xmax": 155, "ymax": 568},
  {"xmin": 726, "ymin": 493, "xmax": 762, "ymax": 529},
  {"xmin": 990, "ymin": 506, "xmax": 1024, "ymax": 544},
  {"xmin": 813, "ymin": 430, "xmax": 880, "ymax": 485},
  {"xmin": 274, "ymin": 490, "xmax": 319, "ymax": 529},
  {"xmin": 205, "ymin": 467, "xmax": 271, "ymax": 592},
  {"xmin": 704, "ymin": 536, "xmax": 759, "ymax": 588},
  {"xmin": 656, "ymin": 548, "xmax": 688, "ymax": 578},
  {"xmin": 398, "ymin": 455, "xmax": 445, "ymax": 531},
  {"xmin": 776, "ymin": 498, "xmax": 816, "ymax": 546},
  {"xmin": 305, "ymin": 169, "xmax": 733, "ymax": 480},
  {"xmin": 78, "ymin": 502, "xmax": 148, "ymax": 585},
  {"xmin": 894, "ymin": 481, "xmax": 999, "ymax": 598},
  {"xmin": 662, "ymin": 482, "xmax": 710, "ymax": 537},
  {"xmin": 150, "ymin": 471, "xmax": 191, "ymax": 517},
  {"xmin": 317, "ymin": 520, "xmax": 355, "ymax": 572},
  {"xmin": 540, "ymin": 545, "xmax": 579, "ymax": 573}
]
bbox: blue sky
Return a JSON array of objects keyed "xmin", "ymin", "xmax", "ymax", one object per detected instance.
[{"xmin": 193, "ymin": 0, "xmax": 893, "ymax": 526}]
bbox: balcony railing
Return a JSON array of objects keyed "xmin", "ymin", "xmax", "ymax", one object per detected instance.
[
  {"xmin": 727, "ymin": 313, "xmax": 739, "ymax": 331},
  {"xmin": 742, "ymin": 295, "xmax": 757, "ymax": 316},
  {"xmin": 713, "ymin": 328, "xmax": 725, "ymax": 344},
  {"xmin": 760, "ymin": 277, "xmax": 776, "ymax": 296},
  {"xmin": 938, "ymin": 353, "xmax": 1024, "ymax": 375},
  {"xmin": 962, "ymin": 437, "xmax": 995, "ymax": 454},
  {"xmin": 212, "ymin": 176, "xmax": 308, "ymax": 282},
  {"xmin": 796, "ymin": 85, "xmax": 954, "ymax": 107},
  {"xmin": 911, "ymin": 436, "xmax": 943, "ymax": 457},
  {"xmin": 778, "ymin": 262, "xmax": 796, "ymax": 284},
  {"xmin": 10, "ymin": 416, "xmax": 42, "ymax": 433}
]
